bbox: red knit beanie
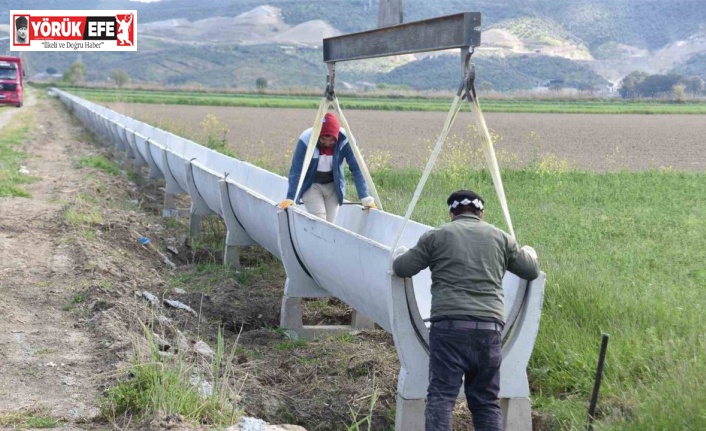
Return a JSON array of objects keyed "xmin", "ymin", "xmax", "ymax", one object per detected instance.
[{"xmin": 320, "ymin": 113, "xmax": 340, "ymax": 139}]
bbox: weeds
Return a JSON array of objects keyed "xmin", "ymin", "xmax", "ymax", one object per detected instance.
[
  {"xmin": 346, "ymin": 377, "xmax": 380, "ymax": 431},
  {"xmin": 338, "ymin": 333, "xmax": 356, "ymax": 344},
  {"xmin": 200, "ymin": 113, "xmax": 237, "ymax": 158},
  {"xmin": 0, "ymin": 406, "xmax": 62, "ymax": 428},
  {"xmin": 190, "ymin": 215, "xmax": 228, "ymax": 264},
  {"xmin": 63, "ymin": 291, "xmax": 88, "ymax": 312},
  {"xmin": 140, "ymin": 113, "xmax": 237, "ymax": 158},
  {"xmin": 101, "ymin": 323, "xmax": 242, "ymax": 427},
  {"xmin": 72, "ymin": 292, "xmax": 87, "ymax": 304},
  {"xmin": 274, "ymin": 339, "xmax": 307, "ymax": 351},
  {"xmin": 78, "ymin": 155, "xmax": 121, "ymax": 176},
  {"xmin": 0, "ymin": 111, "xmax": 35, "ymax": 197},
  {"xmin": 63, "ymin": 194, "xmax": 104, "ymax": 226}
]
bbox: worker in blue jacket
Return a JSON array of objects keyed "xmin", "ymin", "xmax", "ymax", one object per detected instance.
[{"xmin": 279, "ymin": 113, "xmax": 376, "ymax": 222}]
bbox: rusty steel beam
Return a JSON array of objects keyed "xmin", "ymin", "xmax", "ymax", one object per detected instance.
[{"xmin": 323, "ymin": 12, "xmax": 481, "ymax": 63}]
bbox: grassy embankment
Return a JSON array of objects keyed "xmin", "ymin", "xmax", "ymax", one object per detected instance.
[
  {"xmin": 0, "ymin": 110, "xmax": 35, "ymax": 197},
  {"xmin": 62, "ymin": 87, "xmax": 706, "ymax": 114}
]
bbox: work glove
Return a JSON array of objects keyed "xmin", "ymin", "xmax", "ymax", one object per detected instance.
[
  {"xmin": 278, "ymin": 199, "xmax": 295, "ymax": 210},
  {"xmin": 521, "ymin": 245, "xmax": 538, "ymax": 260},
  {"xmin": 392, "ymin": 246, "xmax": 408, "ymax": 260},
  {"xmin": 361, "ymin": 196, "xmax": 377, "ymax": 210}
]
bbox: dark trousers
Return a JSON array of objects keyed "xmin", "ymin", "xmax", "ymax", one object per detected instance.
[{"xmin": 425, "ymin": 327, "xmax": 503, "ymax": 431}]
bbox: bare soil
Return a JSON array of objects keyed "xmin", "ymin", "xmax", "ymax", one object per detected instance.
[{"xmin": 109, "ymin": 104, "xmax": 706, "ymax": 172}]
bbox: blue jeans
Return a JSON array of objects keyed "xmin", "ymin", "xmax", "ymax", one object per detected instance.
[{"xmin": 425, "ymin": 327, "xmax": 503, "ymax": 431}]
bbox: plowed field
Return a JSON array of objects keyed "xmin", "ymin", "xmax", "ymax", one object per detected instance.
[{"xmin": 108, "ymin": 104, "xmax": 706, "ymax": 172}]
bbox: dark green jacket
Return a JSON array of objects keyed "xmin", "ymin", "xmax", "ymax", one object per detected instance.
[{"xmin": 392, "ymin": 214, "xmax": 540, "ymax": 324}]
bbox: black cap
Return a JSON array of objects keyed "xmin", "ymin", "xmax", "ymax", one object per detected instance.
[
  {"xmin": 447, "ymin": 190, "xmax": 485, "ymax": 213},
  {"xmin": 15, "ymin": 16, "xmax": 28, "ymax": 29}
]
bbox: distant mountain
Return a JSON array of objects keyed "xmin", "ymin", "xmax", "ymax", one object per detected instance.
[{"xmin": 2, "ymin": 0, "xmax": 704, "ymax": 91}]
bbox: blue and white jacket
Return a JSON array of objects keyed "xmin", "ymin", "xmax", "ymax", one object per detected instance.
[{"xmin": 286, "ymin": 127, "xmax": 370, "ymax": 204}]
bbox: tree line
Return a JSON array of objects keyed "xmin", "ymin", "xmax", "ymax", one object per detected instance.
[{"xmin": 619, "ymin": 72, "xmax": 705, "ymax": 99}]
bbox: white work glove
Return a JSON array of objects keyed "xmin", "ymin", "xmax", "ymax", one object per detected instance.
[
  {"xmin": 392, "ymin": 246, "xmax": 408, "ymax": 260},
  {"xmin": 521, "ymin": 245, "xmax": 538, "ymax": 260},
  {"xmin": 360, "ymin": 196, "xmax": 377, "ymax": 210}
]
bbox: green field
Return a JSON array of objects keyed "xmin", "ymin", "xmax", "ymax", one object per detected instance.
[
  {"xmin": 58, "ymin": 86, "xmax": 706, "ymax": 115},
  {"xmin": 370, "ymin": 166, "xmax": 706, "ymax": 430}
]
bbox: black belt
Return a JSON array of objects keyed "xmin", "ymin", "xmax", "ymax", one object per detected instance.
[{"xmin": 431, "ymin": 320, "xmax": 503, "ymax": 331}]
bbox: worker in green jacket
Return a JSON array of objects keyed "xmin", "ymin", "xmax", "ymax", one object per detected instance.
[{"xmin": 392, "ymin": 189, "xmax": 540, "ymax": 431}]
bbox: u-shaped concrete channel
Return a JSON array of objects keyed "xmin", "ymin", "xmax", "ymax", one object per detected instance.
[{"xmin": 54, "ymin": 89, "xmax": 545, "ymax": 431}]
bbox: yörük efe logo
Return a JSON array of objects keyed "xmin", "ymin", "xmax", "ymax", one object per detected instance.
[{"xmin": 10, "ymin": 10, "xmax": 137, "ymax": 51}]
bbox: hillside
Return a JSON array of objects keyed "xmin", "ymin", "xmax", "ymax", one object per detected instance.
[
  {"xmin": 673, "ymin": 53, "xmax": 706, "ymax": 80},
  {"xmin": 369, "ymin": 55, "xmax": 610, "ymax": 92},
  {"xmin": 3, "ymin": 0, "xmax": 705, "ymax": 91},
  {"xmin": 26, "ymin": 41, "xmax": 327, "ymax": 89}
]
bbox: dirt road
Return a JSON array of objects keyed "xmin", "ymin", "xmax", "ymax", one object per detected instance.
[{"xmin": 0, "ymin": 96, "xmax": 105, "ymax": 427}]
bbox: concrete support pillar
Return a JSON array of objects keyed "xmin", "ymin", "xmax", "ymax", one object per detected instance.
[
  {"xmin": 280, "ymin": 295, "xmax": 304, "ymax": 331},
  {"xmin": 277, "ymin": 211, "xmax": 374, "ymax": 338},
  {"xmin": 351, "ymin": 310, "xmax": 375, "ymax": 330},
  {"xmin": 184, "ymin": 159, "xmax": 212, "ymax": 244},
  {"xmin": 160, "ymin": 150, "xmax": 187, "ymax": 218},
  {"xmin": 280, "ymin": 280, "xmax": 352, "ymax": 340},
  {"xmin": 189, "ymin": 211, "xmax": 202, "ymax": 239},
  {"xmin": 223, "ymin": 244, "xmax": 241, "ymax": 269},
  {"xmin": 218, "ymin": 179, "xmax": 257, "ymax": 269},
  {"xmin": 501, "ymin": 397, "xmax": 532, "ymax": 431},
  {"xmin": 394, "ymin": 394, "xmax": 424, "ymax": 431},
  {"xmin": 144, "ymin": 139, "xmax": 162, "ymax": 180},
  {"xmin": 123, "ymin": 157, "xmax": 135, "ymax": 171},
  {"xmin": 163, "ymin": 192, "xmax": 179, "ymax": 218}
]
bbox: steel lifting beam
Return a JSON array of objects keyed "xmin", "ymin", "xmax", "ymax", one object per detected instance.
[{"xmin": 323, "ymin": 12, "xmax": 481, "ymax": 63}]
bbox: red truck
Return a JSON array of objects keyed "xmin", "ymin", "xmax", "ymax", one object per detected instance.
[{"xmin": 0, "ymin": 56, "xmax": 24, "ymax": 108}]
